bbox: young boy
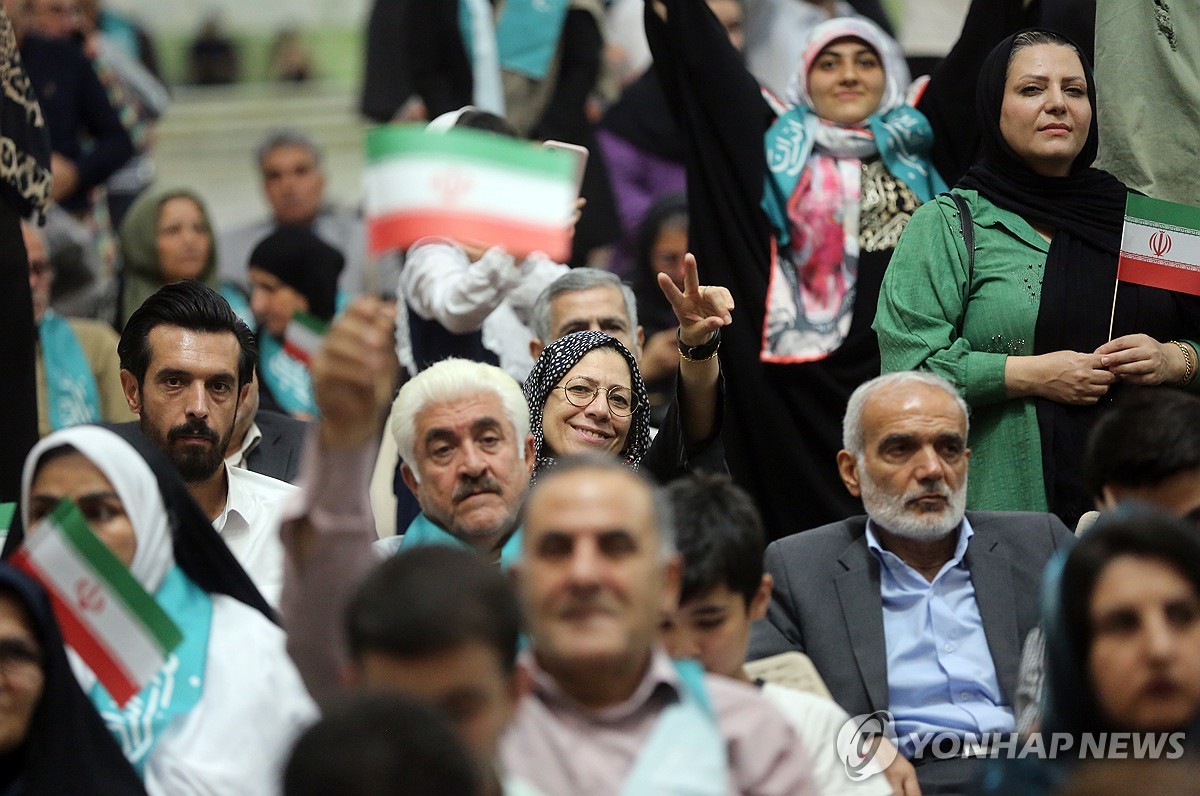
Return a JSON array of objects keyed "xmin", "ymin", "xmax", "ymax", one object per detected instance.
[{"xmin": 662, "ymin": 474, "xmax": 916, "ymax": 796}]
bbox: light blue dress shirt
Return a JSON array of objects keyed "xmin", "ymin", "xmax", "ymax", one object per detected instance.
[{"xmin": 865, "ymin": 517, "xmax": 1015, "ymax": 757}]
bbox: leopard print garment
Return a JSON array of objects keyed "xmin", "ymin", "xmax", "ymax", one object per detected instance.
[{"xmin": 0, "ymin": 7, "xmax": 51, "ymax": 217}]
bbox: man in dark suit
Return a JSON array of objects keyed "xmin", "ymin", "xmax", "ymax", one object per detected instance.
[
  {"xmin": 225, "ymin": 371, "xmax": 307, "ymax": 484},
  {"xmin": 749, "ymin": 371, "xmax": 1073, "ymax": 795}
]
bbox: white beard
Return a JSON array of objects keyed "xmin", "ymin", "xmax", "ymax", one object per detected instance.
[{"xmin": 859, "ymin": 465, "xmax": 968, "ymax": 541}]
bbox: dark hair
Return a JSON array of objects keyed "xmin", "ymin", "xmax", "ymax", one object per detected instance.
[
  {"xmin": 117, "ymin": 280, "xmax": 256, "ymax": 388},
  {"xmin": 667, "ymin": 473, "xmax": 765, "ymax": 606},
  {"xmin": 283, "ymin": 692, "xmax": 479, "ymax": 796},
  {"xmin": 1083, "ymin": 388, "xmax": 1200, "ymax": 500},
  {"xmin": 635, "ymin": 193, "xmax": 688, "ymax": 282},
  {"xmin": 455, "ymin": 109, "xmax": 519, "ymax": 139},
  {"xmin": 1054, "ymin": 509, "xmax": 1200, "ymax": 733},
  {"xmin": 345, "ymin": 546, "xmax": 521, "ymax": 673},
  {"xmin": 1006, "ymin": 29, "xmax": 1080, "ymax": 71}
]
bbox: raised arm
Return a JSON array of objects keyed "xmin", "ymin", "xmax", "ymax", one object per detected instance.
[{"xmin": 279, "ymin": 296, "xmax": 398, "ymax": 704}]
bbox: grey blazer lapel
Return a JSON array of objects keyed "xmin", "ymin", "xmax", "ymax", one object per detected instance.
[
  {"xmin": 964, "ymin": 528, "xmax": 1021, "ymax": 706},
  {"xmin": 834, "ymin": 535, "xmax": 888, "ymax": 712}
]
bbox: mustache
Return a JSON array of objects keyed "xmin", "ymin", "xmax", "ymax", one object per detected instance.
[
  {"xmin": 167, "ymin": 419, "xmax": 218, "ymax": 444},
  {"xmin": 556, "ymin": 593, "xmax": 621, "ymax": 620},
  {"xmin": 452, "ymin": 474, "xmax": 504, "ymax": 503}
]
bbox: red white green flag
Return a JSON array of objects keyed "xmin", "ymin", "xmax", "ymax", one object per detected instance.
[
  {"xmin": 1117, "ymin": 194, "xmax": 1200, "ymax": 296},
  {"xmin": 11, "ymin": 500, "xmax": 183, "ymax": 706},
  {"xmin": 283, "ymin": 311, "xmax": 328, "ymax": 367},
  {"xmin": 364, "ymin": 125, "xmax": 576, "ymax": 261}
]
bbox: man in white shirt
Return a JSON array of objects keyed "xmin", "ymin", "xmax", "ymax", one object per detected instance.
[{"xmin": 117, "ymin": 280, "xmax": 296, "ymax": 605}]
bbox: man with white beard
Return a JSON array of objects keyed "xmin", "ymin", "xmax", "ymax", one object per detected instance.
[{"xmin": 748, "ymin": 371, "xmax": 1073, "ymax": 796}]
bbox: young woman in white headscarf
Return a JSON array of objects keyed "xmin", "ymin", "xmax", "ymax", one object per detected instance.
[{"xmin": 13, "ymin": 424, "xmax": 317, "ymax": 796}]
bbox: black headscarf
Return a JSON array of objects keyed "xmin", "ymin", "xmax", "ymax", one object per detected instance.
[
  {"xmin": 2, "ymin": 424, "xmax": 276, "ymax": 624},
  {"xmin": 958, "ymin": 30, "xmax": 1130, "ymax": 525},
  {"xmin": 0, "ymin": 565, "xmax": 146, "ymax": 796},
  {"xmin": 632, "ymin": 193, "xmax": 688, "ymax": 338},
  {"xmin": 249, "ymin": 226, "xmax": 344, "ymax": 323},
  {"xmin": 1044, "ymin": 509, "xmax": 1200, "ymax": 740},
  {"xmin": 523, "ymin": 330, "xmax": 652, "ymax": 478}
]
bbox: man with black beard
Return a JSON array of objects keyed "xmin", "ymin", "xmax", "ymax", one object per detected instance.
[
  {"xmin": 117, "ymin": 280, "xmax": 296, "ymax": 606},
  {"xmin": 749, "ymin": 371, "xmax": 1073, "ymax": 796}
]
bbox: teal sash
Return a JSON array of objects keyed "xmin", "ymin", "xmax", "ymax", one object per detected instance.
[
  {"xmin": 458, "ymin": 0, "xmax": 477, "ymax": 64},
  {"xmin": 399, "ymin": 512, "xmax": 523, "ymax": 570},
  {"xmin": 762, "ymin": 104, "xmax": 946, "ymax": 247},
  {"xmin": 91, "ymin": 567, "xmax": 211, "ymax": 776},
  {"xmin": 259, "ymin": 331, "xmax": 319, "ymax": 418},
  {"xmin": 495, "ymin": 0, "xmax": 571, "ymax": 80},
  {"xmin": 39, "ymin": 310, "xmax": 102, "ymax": 430},
  {"xmin": 620, "ymin": 658, "xmax": 728, "ymax": 795}
]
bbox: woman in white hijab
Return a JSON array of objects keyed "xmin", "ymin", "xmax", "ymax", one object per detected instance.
[{"xmin": 15, "ymin": 425, "xmax": 317, "ymax": 796}]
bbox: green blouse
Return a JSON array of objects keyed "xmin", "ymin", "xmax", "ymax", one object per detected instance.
[{"xmin": 874, "ymin": 189, "xmax": 1052, "ymax": 513}]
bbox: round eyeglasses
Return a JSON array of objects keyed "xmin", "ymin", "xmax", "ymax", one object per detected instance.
[{"xmin": 555, "ymin": 376, "xmax": 637, "ymax": 417}]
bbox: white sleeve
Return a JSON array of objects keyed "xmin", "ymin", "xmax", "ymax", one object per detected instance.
[
  {"xmin": 507, "ymin": 253, "xmax": 570, "ymax": 324},
  {"xmin": 401, "ymin": 239, "xmax": 522, "ymax": 333}
]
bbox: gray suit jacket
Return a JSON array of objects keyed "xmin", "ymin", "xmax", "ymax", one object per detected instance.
[
  {"xmin": 748, "ymin": 511, "xmax": 1074, "ymax": 720},
  {"xmin": 244, "ymin": 410, "xmax": 308, "ymax": 484}
]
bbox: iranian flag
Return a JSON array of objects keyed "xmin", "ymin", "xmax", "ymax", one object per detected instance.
[
  {"xmin": 1117, "ymin": 194, "xmax": 1200, "ymax": 296},
  {"xmin": 283, "ymin": 311, "xmax": 328, "ymax": 367},
  {"xmin": 11, "ymin": 500, "xmax": 182, "ymax": 706},
  {"xmin": 363, "ymin": 125, "xmax": 575, "ymax": 261}
]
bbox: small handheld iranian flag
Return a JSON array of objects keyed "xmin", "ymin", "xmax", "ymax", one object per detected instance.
[
  {"xmin": 283, "ymin": 311, "xmax": 328, "ymax": 367},
  {"xmin": 363, "ymin": 125, "xmax": 576, "ymax": 261},
  {"xmin": 12, "ymin": 500, "xmax": 183, "ymax": 706},
  {"xmin": 1117, "ymin": 194, "xmax": 1200, "ymax": 297}
]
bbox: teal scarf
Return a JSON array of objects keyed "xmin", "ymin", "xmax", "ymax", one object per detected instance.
[
  {"xmin": 258, "ymin": 331, "xmax": 318, "ymax": 418},
  {"xmin": 762, "ymin": 104, "xmax": 946, "ymax": 247},
  {"xmin": 399, "ymin": 512, "xmax": 523, "ymax": 570},
  {"xmin": 39, "ymin": 310, "xmax": 102, "ymax": 430},
  {"xmin": 495, "ymin": 0, "xmax": 571, "ymax": 80},
  {"xmin": 620, "ymin": 658, "xmax": 727, "ymax": 795},
  {"xmin": 91, "ymin": 567, "xmax": 211, "ymax": 776}
]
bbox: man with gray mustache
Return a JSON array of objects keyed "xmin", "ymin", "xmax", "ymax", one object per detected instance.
[
  {"xmin": 748, "ymin": 371, "xmax": 1073, "ymax": 796},
  {"xmin": 373, "ymin": 356, "xmax": 536, "ymax": 564}
]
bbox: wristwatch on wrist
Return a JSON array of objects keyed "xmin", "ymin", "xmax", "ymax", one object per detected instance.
[{"xmin": 677, "ymin": 328, "xmax": 721, "ymax": 362}]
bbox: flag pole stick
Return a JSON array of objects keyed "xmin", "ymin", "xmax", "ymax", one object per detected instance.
[{"xmin": 1107, "ymin": 278, "xmax": 1120, "ymax": 341}]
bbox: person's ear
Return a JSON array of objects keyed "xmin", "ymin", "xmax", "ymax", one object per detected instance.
[
  {"xmin": 238, "ymin": 381, "xmax": 250, "ymax": 407},
  {"xmin": 661, "ymin": 552, "xmax": 683, "ymax": 614},
  {"xmin": 120, "ymin": 369, "xmax": 142, "ymax": 414},
  {"xmin": 836, "ymin": 449, "xmax": 862, "ymax": 497},
  {"xmin": 400, "ymin": 462, "xmax": 421, "ymax": 496},
  {"xmin": 340, "ymin": 660, "xmax": 363, "ymax": 688},
  {"xmin": 523, "ymin": 434, "xmax": 536, "ymax": 476},
  {"xmin": 635, "ymin": 325, "xmax": 645, "ymax": 357},
  {"xmin": 748, "ymin": 574, "xmax": 772, "ymax": 622},
  {"xmin": 529, "ymin": 337, "xmax": 544, "ymax": 360}
]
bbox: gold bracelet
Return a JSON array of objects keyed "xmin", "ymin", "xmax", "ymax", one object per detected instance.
[{"xmin": 1170, "ymin": 340, "xmax": 1196, "ymax": 386}]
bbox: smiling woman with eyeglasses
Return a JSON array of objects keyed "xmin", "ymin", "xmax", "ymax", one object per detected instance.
[{"xmin": 524, "ymin": 330, "xmax": 653, "ymax": 479}]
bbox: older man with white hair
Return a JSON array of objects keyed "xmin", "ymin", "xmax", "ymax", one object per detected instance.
[{"xmin": 748, "ymin": 370, "xmax": 1073, "ymax": 796}]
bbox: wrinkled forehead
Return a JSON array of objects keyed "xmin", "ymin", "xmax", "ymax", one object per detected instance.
[
  {"xmin": 414, "ymin": 391, "xmax": 519, "ymax": 442},
  {"xmin": 145, "ymin": 325, "xmax": 241, "ymax": 376},
  {"xmin": 862, "ymin": 384, "xmax": 967, "ymax": 442},
  {"xmin": 562, "ymin": 347, "xmax": 632, "ymax": 385},
  {"xmin": 523, "ymin": 468, "xmax": 657, "ymax": 542},
  {"xmin": 550, "ymin": 286, "xmax": 631, "ymax": 330}
]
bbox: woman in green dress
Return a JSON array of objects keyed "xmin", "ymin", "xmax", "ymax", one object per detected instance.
[{"xmin": 876, "ymin": 30, "xmax": 1200, "ymax": 526}]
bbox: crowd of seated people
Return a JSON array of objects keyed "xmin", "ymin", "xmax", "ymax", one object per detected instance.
[{"xmin": 0, "ymin": 0, "xmax": 1198, "ymax": 794}]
